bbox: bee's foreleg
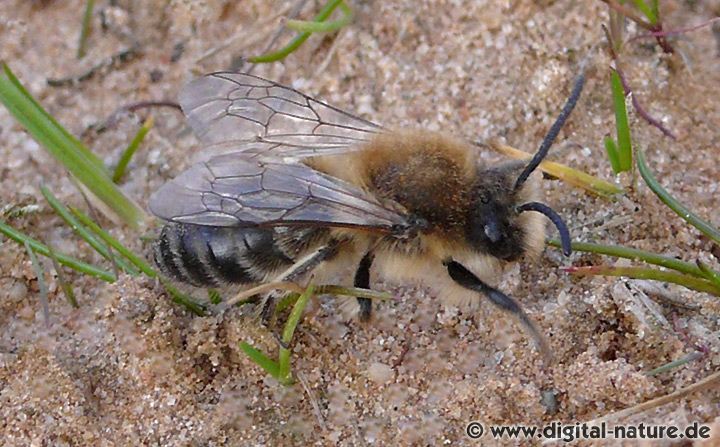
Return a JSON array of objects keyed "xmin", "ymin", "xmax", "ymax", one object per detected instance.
[
  {"xmin": 354, "ymin": 252, "xmax": 375, "ymax": 321},
  {"xmin": 443, "ymin": 258, "xmax": 553, "ymax": 365}
]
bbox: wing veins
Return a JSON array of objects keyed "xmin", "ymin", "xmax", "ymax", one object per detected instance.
[
  {"xmin": 180, "ymin": 72, "xmax": 385, "ymax": 158},
  {"xmin": 210, "ymin": 72, "xmax": 382, "ymax": 130}
]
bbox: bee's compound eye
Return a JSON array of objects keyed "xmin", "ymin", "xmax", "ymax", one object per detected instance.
[{"xmin": 484, "ymin": 222, "xmax": 501, "ymax": 243}]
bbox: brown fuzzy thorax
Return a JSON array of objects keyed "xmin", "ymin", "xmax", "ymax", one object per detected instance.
[{"xmin": 310, "ymin": 130, "xmax": 476, "ymax": 238}]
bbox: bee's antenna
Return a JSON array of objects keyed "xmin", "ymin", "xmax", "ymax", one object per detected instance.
[
  {"xmin": 514, "ymin": 71, "xmax": 586, "ymax": 191},
  {"xmin": 516, "ymin": 202, "xmax": 572, "ymax": 256}
]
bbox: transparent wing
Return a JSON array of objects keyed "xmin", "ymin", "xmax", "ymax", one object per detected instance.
[
  {"xmin": 178, "ymin": 72, "xmax": 384, "ymax": 160},
  {"xmin": 149, "ymin": 152, "xmax": 409, "ymax": 232}
]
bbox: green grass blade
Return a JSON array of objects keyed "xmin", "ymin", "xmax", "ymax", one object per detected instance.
[
  {"xmin": 0, "ymin": 64, "xmax": 145, "ymax": 227},
  {"xmin": 631, "ymin": 0, "xmax": 658, "ymax": 25},
  {"xmin": 113, "ymin": 116, "xmax": 153, "ymax": 183},
  {"xmin": 275, "ymin": 284, "xmax": 393, "ymax": 313},
  {"xmin": 240, "ymin": 341, "xmax": 281, "ymax": 379},
  {"xmin": 282, "ymin": 283, "xmax": 316, "ymax": 345},
  {"xmin": 275, "ymin": 293, "xmax": 301, "ymax": 314},
  {"xmin": 314, "ymin": 285, "xmax": 393, "ymax": 300},
  {"xmin": 158, "ymin": 279, "xmax": 206, "ymax": 316},
  {"xmin": 208, "ymin": 289, "xmax": 222, "ymax": 305},
  {"xmin": 487, "ymin": 141, "xmax": 623, "ymax": 197},
  {"xmin": 68, "ymin": 206, "xmax": 155, "ymax": 277},
  {"xmin": 46, "ymin": 242, "xmax": 79, "ymax": 308},
  {"xmin": 77, "ymin": 0, "xmax": 95, "ymax": 59},
  {"xmin": 1, "ymin": 220, "xmax": 115, "ymax": 282},
  {"xmin": 248, "ymin": 30, "xmax": 311, "ymax": 63},
  {"xmin": 40, "ymin": 186, "xmax": 139, "ymax": 275},
  {"xmin": 547, "ymin": 239, "xmax": 707, "ymax": 278},
  {"xmin": 286, "ymin": 1, "xmax": 353, "ymax": 33},
  {"xmin": 610, "ymin": 69, "xmax": 632, "ymax": 172},
  {"xmin": 637, "ymin": 150, "xmax": 720, "ymax": 245},
  {"xmin": 1, "ymin": 64, "xmax": 106, "ymax": 171},
  {"xmin": 645, "ymin": 351, "xmax": 704, "ymax": 376},
  {"xmin": 2, "ymin": 212, "xmax": 205, "ymax": 315},
  {"xmin": 603, "ymin": 137, "xmax": 622, "ymax": 174},
  {"xmin": 277, "ymin": 284, "xmax": 316, "ymax": 384},
  {"xmin": 249, "ymin": 0, "xmax": 346, "ymax": 63},
  {"xmin": 24, "ymin": 240, "xmax": 51, "ymax": 325},
  {"xmin": 697, "ymin": 261, "xmax": 720, "ymax": 289},
  {"xmin": 651, "ymin": 0, "xmax": 659, "ymax": 23},
  {"xmin": 563, "ymin": 265, "xmax": 720, "ymax": 296},
  {"xmin": 278, "ymin": 346, "xmax": 292, "ymax": 385}
]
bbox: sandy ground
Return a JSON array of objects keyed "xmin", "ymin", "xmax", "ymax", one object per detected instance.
[{"xmin": 1, "ymin": 0, "xmax": 719, "ymax": 445}]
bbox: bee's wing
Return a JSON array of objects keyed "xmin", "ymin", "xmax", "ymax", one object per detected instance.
[
  {"xmin": 149, "ymin": 152, "xmax": 408, "ymax": 232},
  {"xmin": 179, "ymin": 72, "xmax": 383, "ymax": 160}
]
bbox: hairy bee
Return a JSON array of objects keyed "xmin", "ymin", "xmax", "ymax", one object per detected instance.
[{"xmin": 150, "ymin": 72, "xmax": 583, "ymax": 360}]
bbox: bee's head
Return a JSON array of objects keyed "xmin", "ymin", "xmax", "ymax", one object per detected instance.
[
  {"xmin": 467, "ymin": 72, "xmax": 585, "ymax": 260},
  {"xmin": 467, "ymin": 162, "xmax": 571, "ymax": 261}
]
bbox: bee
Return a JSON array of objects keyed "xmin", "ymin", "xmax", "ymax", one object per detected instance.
[{"xmin": 150, "ymin": 71, "xmax": 584, "ymax": 361}]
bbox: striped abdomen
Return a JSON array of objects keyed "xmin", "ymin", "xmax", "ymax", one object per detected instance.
[{"xmin": 153, "ymin": 223, "xmax": 328, "ymax": 287}]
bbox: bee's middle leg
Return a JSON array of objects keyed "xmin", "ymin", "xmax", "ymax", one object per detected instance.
[{"xmin": 354, "ymin": 252, "xmax": 375, "ymax": 321}]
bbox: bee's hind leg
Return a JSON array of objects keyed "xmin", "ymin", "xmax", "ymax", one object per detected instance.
[
  {"xmin": 259, "ymin": 293, "xmax": 280, "ymax": 325},
  {"xmin": 257, "ymin": 240, "xmax": 344, "ymax": 325},
  {"xmin": 278, "ymin": 239, "xmax": 343, "ymax": 282},
  {"xmin": 443, "ymin": 258, "xmax": 553, "ymax": 365},
  {"xmin": 354, "ymin": 252, "xmax": 375, "ymax": 321}
]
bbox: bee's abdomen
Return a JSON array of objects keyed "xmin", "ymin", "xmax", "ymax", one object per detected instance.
[{"xmin": 153, "ymin": 223, "xmax": 295, "ymax": 287}]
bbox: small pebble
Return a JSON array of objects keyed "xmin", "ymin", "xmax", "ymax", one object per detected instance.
[{"xmin": 367, "ymin": 362, "xmax": 394, "ymax": 384}]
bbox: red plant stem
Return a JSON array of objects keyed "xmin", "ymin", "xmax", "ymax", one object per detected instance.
[
  {"xmin": 651, "ymin": 25, "xmax": 675, "ymax": 54},
  {"xmin": 124, "ymin": 100, "xmax": 181, "ymax": 113},
  {"xmin": 672, "ymin": 314, "xmax": 710, "ymax": 355},
  {"xmin": 629, "ymin": 17, "xmax": 720, "ymax": 42}
]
